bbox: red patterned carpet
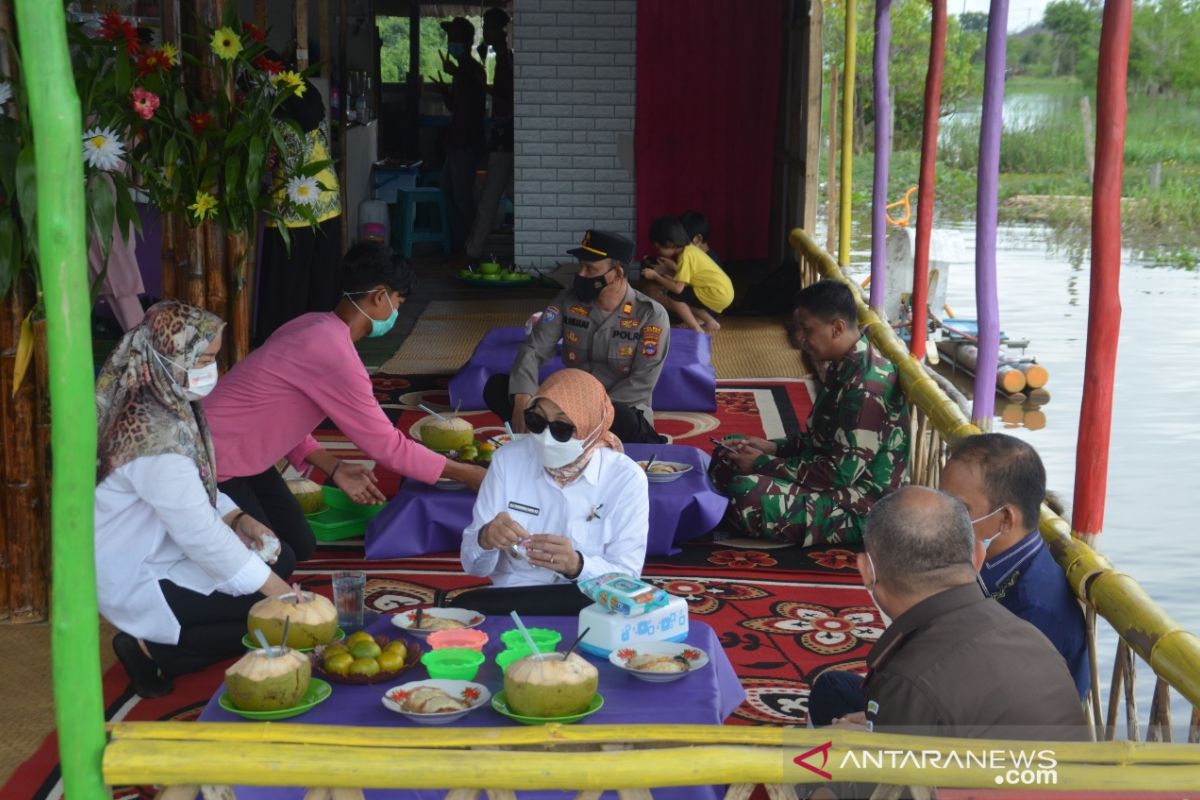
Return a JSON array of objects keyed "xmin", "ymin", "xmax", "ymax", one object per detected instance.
[{"xmin": 3, "ymin": 375, "xmax": 882, "ymax": 798}]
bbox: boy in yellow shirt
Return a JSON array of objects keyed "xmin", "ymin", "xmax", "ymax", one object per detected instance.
[{"xmin": 642, "ymin": 216, "xmax": 734, "ymax": 334}]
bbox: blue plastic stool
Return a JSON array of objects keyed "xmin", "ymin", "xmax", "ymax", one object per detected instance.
[{"xmin": 391, "ymin": 187, "xmax": 451, "ymax": 257}]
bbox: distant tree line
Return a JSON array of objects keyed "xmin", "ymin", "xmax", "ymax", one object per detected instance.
[{"xmin": 1008, "ymin": 0, "xmax": 1200, "ymax": 95}]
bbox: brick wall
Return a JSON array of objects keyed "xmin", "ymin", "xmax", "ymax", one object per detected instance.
[{"xmin": 513, "ymin": 0, "xmax": 637, "ymax": 268}]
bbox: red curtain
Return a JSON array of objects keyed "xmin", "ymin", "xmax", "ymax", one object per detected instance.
[{"xmin": 635, "ymin": 0, "xmax": 786, "ymax": 263}]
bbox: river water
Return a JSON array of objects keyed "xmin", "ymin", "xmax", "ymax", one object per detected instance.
[{"xmin": 839, "ymin": 222, "xmax": 1200, "ymax": 736}]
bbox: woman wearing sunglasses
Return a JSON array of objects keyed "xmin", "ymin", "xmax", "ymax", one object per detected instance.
[{"xmin": 456, "ymin": 369, "xmax": 650, "ymax": 614}]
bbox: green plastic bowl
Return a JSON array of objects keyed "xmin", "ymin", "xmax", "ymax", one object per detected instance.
[
  {"xmin": 322, "ymin": 485, "xmax": 385, "ymax": 516},
  {"xmin": 499, "ymin": 627, "xmax": 563, "ymax": 652},
  {"xmin": 495, "ymin": 647, "xmax": 533, "ymax": 674},
  {"xmin": 479, "ymin": 261, "xmax": 501, "ymax": 275},
  {"xmin": 421, "ymin": 647, "xmax": 485, "ymax": 680}
]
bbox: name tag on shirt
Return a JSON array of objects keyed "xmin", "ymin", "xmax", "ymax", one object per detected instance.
[{"xmin": 508, "ymin": 501, "xmax": 540, "ymax": 516}]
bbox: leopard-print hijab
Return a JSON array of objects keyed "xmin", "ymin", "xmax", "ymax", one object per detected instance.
[{"xmin": 95, "ymin": 300, "xmax": 225, "ymax": 504}]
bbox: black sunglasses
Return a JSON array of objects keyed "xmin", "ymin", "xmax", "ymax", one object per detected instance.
[{"xmin": 523, "ymin": 409, "xmax": 576, "ymax": 442}]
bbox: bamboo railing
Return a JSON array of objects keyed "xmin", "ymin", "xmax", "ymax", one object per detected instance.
[{"xmin": 789, "ymin": 226, "xmax": 1200, "ymax": 744}]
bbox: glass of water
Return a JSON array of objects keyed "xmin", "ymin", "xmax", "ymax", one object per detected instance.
[{"xmin": 331, "ymin": 570, "xmax": 366, "ymax": 630}]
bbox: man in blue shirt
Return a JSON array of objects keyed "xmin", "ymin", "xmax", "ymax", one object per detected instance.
[{"xmin": 940, "ymin": 433, "xmax": 1090, "ymax": 698}]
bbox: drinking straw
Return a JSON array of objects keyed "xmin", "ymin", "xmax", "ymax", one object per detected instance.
[
  {"xmin": 419, "ymin": 403, "xmax": 449, "ymax": 422},
  {"xmin": 508, "ymin": 610, "xmax": 540, "ymax": 655}
]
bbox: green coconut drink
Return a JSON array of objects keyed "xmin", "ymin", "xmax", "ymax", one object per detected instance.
[{"xmin": 504, "ymin": 652, "xmax": 598, "ymax": 717}]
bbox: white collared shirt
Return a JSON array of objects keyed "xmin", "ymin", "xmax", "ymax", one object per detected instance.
[
  {"xmin": 461, "ymin": 437, "xmax": 649, "ymax": 587},
  {"xmin": 94, "ymin": 453, "xmax": 271, "ymax": 644}
]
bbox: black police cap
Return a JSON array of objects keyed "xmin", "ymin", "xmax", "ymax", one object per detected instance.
[{"xmin": 566, "ymin": 230, "xmax": 635, "ymax": 264}]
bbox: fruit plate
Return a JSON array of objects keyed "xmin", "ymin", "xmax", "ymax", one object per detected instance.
[
  {"xmin": 311, "ymin": 635, "xmax": 423, "ymax": 685},
  {"xmin": 490, "ymin": 690, "xmax": 604, "ymax": 725},
  {"xmin": 391, "ymin": 607, "xmax": 485, "ymax": 638},
  {"xmin": 242, "ymin": 628, "xmax": 346, "ymax": 653},
  {"xmin": 218, "ymin": 678, "xmax": 332, "ymax": 720},
  {"xmin": 458, "ymin": 271, "xmax": 535, "ymax": 287},
  {"xmin": 635, "ymin": 461, "xmax": 693, "ymax": 483},
  {"xmin": 381, "ymin": 679, "xmax": 491, "ymax": 725},
  {"xmin": 608, "ymin": 643, "xmax": 709, "ymax": 683}
]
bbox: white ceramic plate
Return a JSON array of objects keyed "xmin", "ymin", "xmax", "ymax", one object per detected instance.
[
  {"xmin": 636, "ymin": 461, "xmax": 693, "ymax": 483},
  {"xmin": 608, "ymin": 642, "xmax": 709, "ymax": 683},
  {"xmin": 381, "ymin": 679, "xmax": 491, "ymax": 725},
  {"xmin": 434, "ymin": 478, "xmax": 468, "ymax": 491},
  {"xmin": 391, "ymin": 607, "xmax": 485, "ymax": 638}
]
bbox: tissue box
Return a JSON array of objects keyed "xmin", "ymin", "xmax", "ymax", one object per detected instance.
[
  {"xmin": 577, "ymin": 573, "xmax": 670, "ymax": 617},
  {"xmin": 577, "ymin": 595, "xmax": 688, "ymax": 657}
]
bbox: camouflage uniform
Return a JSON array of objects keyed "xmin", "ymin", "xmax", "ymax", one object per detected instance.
[{"xmin": 709, "ymin": 335, "xmax": 910, "ymax": 545}]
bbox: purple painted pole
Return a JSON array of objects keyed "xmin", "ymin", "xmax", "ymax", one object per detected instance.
[
  {"xmin": 972, "ymin": 0, "xmax": 1009, "ymax": 425},
  {"xmin": 869, "ymin": 0, "xmax": 892, "ymax": 311}
]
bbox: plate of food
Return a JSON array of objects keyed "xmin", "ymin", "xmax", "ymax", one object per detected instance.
[
  {"xmin": 311, "ymin": 631, "xmax": 422, "ymax": 685},
  {"xmin": 381, "ymin": 679, "xmax": 491, "ymax": 725},
  {"xmin": 391, "ymin": 607, "xmax": 485, "ymax": 638},
  {"xmin": 218, "ymin": 678, "xmax": 332, "ymax": 720},
  {"xmin": 608, "ymin": 643, "xmax": 709, "ymax": 683},
  {"xmin": 635, "ymin": 461, "xmax": 693, "ymax": 483}
]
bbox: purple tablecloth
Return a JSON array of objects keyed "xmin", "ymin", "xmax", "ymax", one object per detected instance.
[
  {"xmin": 447, "ymin": 326, "xmax": 716, "ymax": 412},
  {"xmin": 365, "ymin": 444, "xmax": 727, "ymax": 560},
  {"xmin": 198, "ymin": 616, "xmax": 745, "ymax": 800}
]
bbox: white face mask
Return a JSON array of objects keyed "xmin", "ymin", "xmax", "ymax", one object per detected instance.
[
  {"xmin": 183, "ymin": 361, "xmax": 219, "ymax": 400},
  {"xmin": 530, "ymin": 428, "xmax": 587, "ymax": 469},
  {"xmin": 864, "ymin": 552, "xmax": 893, "ymax": 628},
  {"xmin": 155, "ymin": 350, "xmax": 218, "ymax": 401}
]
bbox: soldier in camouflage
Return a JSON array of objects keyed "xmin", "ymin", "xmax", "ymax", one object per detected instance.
[{"xmin": 709, "ymin": 280, "xmax": 910, "ymax": 545}]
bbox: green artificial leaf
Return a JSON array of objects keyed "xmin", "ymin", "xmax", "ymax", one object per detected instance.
[
  {"xmin": 173, "ymin": 89, "xmax": 189, "ymax": 122},
  {"xmin": 87, "ymin": 172, "xmax": 117, "ymax": 261},
  {"xmin": 114, "ymin": 48, "xmax": 132, "ymax": 96},
  {"xmin": 0, "ymin": 124, "xmax": 19, "ymax": 198},
  {"xmin": 246, "ymin": 135, "xmax": 265, "ymax": 195},
  {"xmin": 299, "ymin": 159, "xmax": 333, "ymax": 178},
  {"xmin": 112, "ymin": 173, "xmax": 142, "ymax": 239},
  {"xmin": 224, "ymin": 153, "xmax": 242, "ymax": 201}
]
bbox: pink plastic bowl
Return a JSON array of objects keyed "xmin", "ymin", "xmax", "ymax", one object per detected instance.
[{"xmin": 427, "ymin": 628, "xmax": 490, "ymax": 652}]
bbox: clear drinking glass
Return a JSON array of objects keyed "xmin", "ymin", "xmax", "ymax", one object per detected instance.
[{"xmin": 331, "ymin": 570, "xmax": 366, "ymax": 630}]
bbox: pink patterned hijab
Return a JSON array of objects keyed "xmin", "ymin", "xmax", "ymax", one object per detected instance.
[{"xmin": 532, "ymin": 369, "xmax": 623, "ymax": 486}]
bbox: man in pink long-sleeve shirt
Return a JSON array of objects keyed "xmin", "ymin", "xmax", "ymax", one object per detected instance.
[{"xmin": 204, "ymin": 243, "xmax": 485, "ymax": 564}]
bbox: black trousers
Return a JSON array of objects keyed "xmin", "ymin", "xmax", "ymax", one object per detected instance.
[
  {"xmin": 447, "ymin": 583, "xmax": 592, "ymax": 617},
  {"xmin": 483, "ymin": 373, "xmax": 666, "ymax": 445},
  {"xmin": 146, "ymin": 578, "xmax": 277, "ymax": 678},
  {"xmin": 255, "ymin": 216, "xmax": 342, "ymax": 346},
  {"xmin": 807, "ymin": 669, "xmax": 867, "ymax": 726},
  {"xmin": 218, "ymin": 466, "xmax": 316, "ymax": 568}
]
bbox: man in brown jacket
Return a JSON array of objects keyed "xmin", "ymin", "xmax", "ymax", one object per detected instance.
[{"xmin": 853, "ymin": 486, "xmax": 1088, "ymax": 740}]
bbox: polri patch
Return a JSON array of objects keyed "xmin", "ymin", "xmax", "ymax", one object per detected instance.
[
  {"xmin": 542, "ymin": 306, "xmax": 559, "ymax": 324},
  {"xmin": 643, "ymin": 341, "xmax": 658, "ymax": 357},
  {"xmin": 619, "ymin": 318, "xmax": 640, "ymax": 329},
  {"xmin": 641, "ymin": 324, "xmax": 663, "ymax": 338},
  {"xmin": 508, "ymin": 501, "xmax": 540, "ymax": 516}
]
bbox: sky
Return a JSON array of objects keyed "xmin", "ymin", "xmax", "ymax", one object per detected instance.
[{"xmin": 957, "ymin": 0, "xmax": 1052, "ymax": 31}]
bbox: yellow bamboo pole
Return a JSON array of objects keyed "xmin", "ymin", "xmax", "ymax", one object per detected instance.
[
  {"xmin": 789, "ymin": 226, "xmax": 1200, "ymax": 712},
  {"xmin": 838, "ymin": 0, "xmax": 857, "ymax": 267},
  {"xmin": 101, "ymin": 728, "xmax": 1200, "ymax": 792}
]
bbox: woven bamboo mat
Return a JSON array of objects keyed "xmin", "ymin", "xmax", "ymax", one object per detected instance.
[
  {"xmin": 378, "ymin": 299, "xmax": 547, "ymax": 375},
  {"xmin": 710, "ymin": 317, "xmax": 807, "ymax": 379}
]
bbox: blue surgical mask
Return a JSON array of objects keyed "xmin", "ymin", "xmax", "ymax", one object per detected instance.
[
  {"xmin": 345, "ymin": 291, "xmax": 398, "ymax": 337},
  {"xmin": 448, "ymin": 42, "xmax": 468, "ymax": 58}
]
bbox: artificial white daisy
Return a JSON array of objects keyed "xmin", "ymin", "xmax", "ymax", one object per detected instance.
[
  {"xmin": 0, "ymin": 81, "xmax": 12, "ymax": 106},
  {"xmin": 286, "ymin": 175, "xmax": 320, "ymax": 206},
  {"xmin": 82, "ymin": 126, "xmax": 126, "ymax": 171}
]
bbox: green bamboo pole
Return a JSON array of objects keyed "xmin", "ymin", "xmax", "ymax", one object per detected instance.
[{"xmin": 13, "ymin": 2, "xmax": 107, "ymax": 798}]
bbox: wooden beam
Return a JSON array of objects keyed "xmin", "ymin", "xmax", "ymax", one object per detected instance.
[
  {"xmin": 318, "ymin": 0, "xmax": 330, "ymax": 78},
  {"xmin": 296, "ymin": 0, "xmax": 310, "ymax": 69},
  {"xmin": 254, "ymin": 0, "xmax": 267, "ymax": 28}
]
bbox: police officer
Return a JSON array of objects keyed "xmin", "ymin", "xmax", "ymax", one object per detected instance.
[{"xmin": 483, "ymin": 230, "xmax": 670, "ymax": 444}]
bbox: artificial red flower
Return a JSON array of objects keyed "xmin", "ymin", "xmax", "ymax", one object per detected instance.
[
  {"xmin": 188, "ymin": 111, "xmax": 214, "ymax": 136},
  {"xmin": 242, "ymin": 22, "xmax": 268, "ymax": 43},
  {"xmin": 135, "ymin": 49, "xmax": 168, "ymax": 77},
  {"xmin": 99, "ymin": 10, "xmax": 140, "ymax": 56},
  {"xmin": 130, "ymin": 87, "xmax": 160, "ymax": 120},
  {"xmin": 707, "ymin": 549, "xmax": 778, "ymax": 568},
  {"xmin": 254, "ymin": 54, "xmax": 284, "ymax": 75}
]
